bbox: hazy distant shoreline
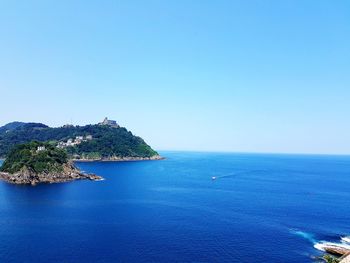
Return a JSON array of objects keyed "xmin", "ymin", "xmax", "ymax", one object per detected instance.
[
  {"xmin": 0, "ymin": 156, "xmax": 165, "ymax": 164},
  {"xmin": 73, "ymin": 155, "xmax": 165, "ymax": 163}
]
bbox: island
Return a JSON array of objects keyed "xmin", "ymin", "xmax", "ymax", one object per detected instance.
[{"xmin": 0, "ymin": 141, "xmax": 102, "ymax": 185}]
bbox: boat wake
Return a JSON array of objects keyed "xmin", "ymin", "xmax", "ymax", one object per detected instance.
[{"xmin": 211, "ymin": 170, "xmax": 266, "ymax": 180}]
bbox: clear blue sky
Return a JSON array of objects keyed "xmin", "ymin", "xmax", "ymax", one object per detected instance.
[{"xmin": 0, "ymin": 0, "xmax": 349, "ymax": 154}]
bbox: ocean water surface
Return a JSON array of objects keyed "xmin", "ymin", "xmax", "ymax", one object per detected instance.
[{"xmin": 0, "ymin": 152, "xmax": 350, "ymax": 262}]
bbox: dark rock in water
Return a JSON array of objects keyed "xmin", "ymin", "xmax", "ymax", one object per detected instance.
[{"xmin": 0, "ymin": 162, "xmax": 103, "ymax": 185}]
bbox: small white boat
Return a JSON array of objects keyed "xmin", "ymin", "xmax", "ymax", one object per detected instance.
[{"xmin": 212, "ymin": 176, "xmax": 216, "ymax": 180}]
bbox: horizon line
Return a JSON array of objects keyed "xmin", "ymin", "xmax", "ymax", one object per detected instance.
[{"xmin": 156, "ymin": 149, "xmax": 350, "ymax": 157}]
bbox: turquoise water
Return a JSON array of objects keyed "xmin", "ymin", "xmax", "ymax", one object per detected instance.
[{"xmin": 0, "ymin": 152, "xmax": 350, "ymax": 262}]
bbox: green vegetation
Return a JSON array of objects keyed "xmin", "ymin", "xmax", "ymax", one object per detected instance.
[
  {"xmin": 323, "ymin": 255, "xmax": 340, "ymax": 263},
  {"xmin": 0, "ymin": 121, "xmax": 27, "ymax": 133},
  {"xmin": 0, "ymin": 122, "xmax": 159, "ymax": 159},
  {"xmin": 0, "ymin": 141, "xmax": 68, "ymax": 174}
]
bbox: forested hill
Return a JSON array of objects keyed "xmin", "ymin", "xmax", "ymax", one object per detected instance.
[
  {"xmin": 0, "ymin": 121, "xmax": 28, "ymax": 133},
  {"xmin": 0, "ymin": 141, "xmax": 68, "ymax": 174},
  {"xmin": 0, "ymin": 122, "xmax": 159, "ymax": 159}
]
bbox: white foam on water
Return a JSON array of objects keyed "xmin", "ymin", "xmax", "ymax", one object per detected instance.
[
  {"xmin": 95, "ymin": 178, "xmax": 105, "ymax": 181},
  {"xmin": 314, "ymin": 242, "xmax": 327, "ymax": 251},
  {"xmin": 341, "ymin": 236, "xmax": 350, "ymax": 244},
  {"xmin": 314, "ymin": 241, "xmax": 350, "ymax": 252},
  {"xmin": 291, "ymin": 229, "xmax": 350, "ymax": 253}
]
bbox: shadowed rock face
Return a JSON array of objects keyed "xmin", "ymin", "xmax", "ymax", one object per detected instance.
[{"xmin": 0, "ymin": 162, "xmax": 102, "ymax": 185}]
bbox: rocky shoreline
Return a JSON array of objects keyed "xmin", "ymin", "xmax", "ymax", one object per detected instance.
[
  {"xmin": 0, "ymin": 155, "xmax": 163, "ymax": 185},
  {"xmin": 315, "ymin": 241, "xmax": 350, "ymax": 263},
  {"xmin": 73, "ymin": 155, "xmax": 165, "ymax": 162},
  {"xmin": 0, "ymin": 162, "xmax": 103, "ymax": 185}
]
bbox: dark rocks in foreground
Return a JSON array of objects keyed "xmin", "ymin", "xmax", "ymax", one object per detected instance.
[{"xmin": 0, "ymin": 162, "xmax": 103, "ymax": 185}]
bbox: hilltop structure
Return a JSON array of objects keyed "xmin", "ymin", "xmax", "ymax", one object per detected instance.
[{"xmin": 99, "ymin": 117, "xmax": 119, "ymax": 128}]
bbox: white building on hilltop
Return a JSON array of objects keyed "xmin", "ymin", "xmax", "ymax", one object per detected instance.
[{"xmin": 99, "ymin": 117, "xmax": 119, "ymax": 128}]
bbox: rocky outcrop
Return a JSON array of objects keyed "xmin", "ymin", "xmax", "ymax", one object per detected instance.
[
  {"xmin": 0, "ymin": 162, "xmax": 103, "ymax": 185},
  {"xmin": 321, "ymin": 244, "xmax": 350, "ymax": 256}
]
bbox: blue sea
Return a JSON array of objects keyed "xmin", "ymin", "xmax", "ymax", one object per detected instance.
[{"xmin": 0, "ymin": 152, "xmax": 350, "ymax": 262}]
